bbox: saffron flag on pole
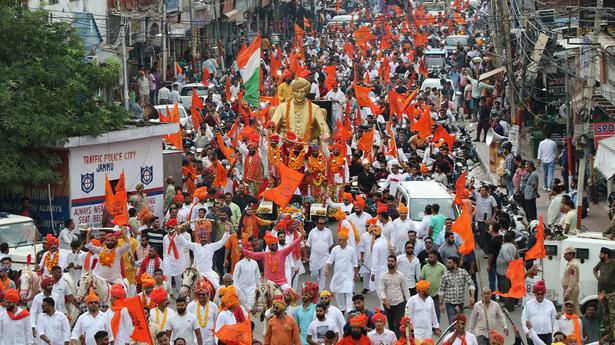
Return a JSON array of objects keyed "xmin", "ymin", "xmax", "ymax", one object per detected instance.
[
  {"xmin": 357, "ymin": 128, "xmax": 375, "ymax": 159},
  {"xmin": 260, "ymin": 162, "xmax": 305, "ymax": 208},
  {"xmin": 451, "ymin": 202, "xmax": 475, "ymax": 255},
  {"xmin": 123, "ymin": 295, "xmax": 154, "ymax": 345},
  {"xmin": 453, "ymin": 172, "xmax": 467, "ymax": 206},
  {"xmin": 104, "ymin": 171, "xmax": 128, "ymax": 226},
  {"xmin": 495, "ymin": 259, "xmax": 526, "ymax": 298},
  {"xmin": 525, "ymin": 215, "xmax": 547, "ymax": 260},
  {"xmin": 236, "ymin": 34, "xmax": 261, "ymax": 108}
]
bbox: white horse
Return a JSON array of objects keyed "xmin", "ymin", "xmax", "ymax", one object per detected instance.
[
  {"xmin": 75, "ymin": 270, "xmax": 115, "ymax": 305},
  {"xmin": 252, "ymin": 279, "xmax": 282, "ymax": 321},
  {"xmin": 180, "ymin": 266, "xmax": 216, "ymax": 300},
  {"xmin": 18, "ymin": 266, "xmax": 41, "ymax": 304}
]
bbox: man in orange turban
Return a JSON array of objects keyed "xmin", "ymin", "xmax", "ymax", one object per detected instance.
[
  {"xmin": 73, "ymin": 288, "xmax": 109, "ymax": 345},
  {"xmin": 137, "ymin": 273, "xmax": 156, "ymax": 309},
  {"xmin": 108, "ymin": 284, "xmax": 132, "ymax": 345},
  {"xmin": 149, "ymin": 287, "xmax": 174, "ymax": 331},
  {"xmin": 369, "ymin": 308, "xmax": 396, "ymax": 345},
  {"xmin": 338, "ymin": 314, "xmax": 370, "ymax": 345},
  {"xmin": 324, "ymin": 224, "xmax": 359, "ymax": 315},
  {"xmin": 40, "ymin": 234, "xmax": 66, "ymax": 276},
  {"xmin": 1, "ymin": 288, "xmax": 31, "ymax": 342},
  {"xmin": 407, "ymin": 280, "xmax": 440, "ymax": 339}
]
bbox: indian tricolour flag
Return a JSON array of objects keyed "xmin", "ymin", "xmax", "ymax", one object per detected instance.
[{"xmin": 237, "ymin": 34, "xmax": 261, "ymax": 108}]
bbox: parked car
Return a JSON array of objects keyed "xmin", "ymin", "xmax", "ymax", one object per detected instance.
[
  {"xmin": 150, "ymin": 104, "xmax": 192, "ymax": 129},
  {"xmin": 0, "ymin": 214, "xmax": 69, "ymax": 270},
  {"xmin": 179, "ymin": 83, "xmax": 221, "ymax": 109}
]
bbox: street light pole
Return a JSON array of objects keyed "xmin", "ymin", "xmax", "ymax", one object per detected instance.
[
  {"xmin": 121, "ymin": 18, "xmax": 129, "ymax": 110},
  {"xmin": 162, "ymin": 0, "xmax": 167, "ymax": 83}
]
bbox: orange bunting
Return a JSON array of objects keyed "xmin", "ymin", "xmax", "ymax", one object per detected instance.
[
  {"xmin": 260, "ymin": 162, "xmax": 305, "ymax": 208},
  {"xmin": 450, "ymin": 202, "xmax": 475, "ymax": 255}
]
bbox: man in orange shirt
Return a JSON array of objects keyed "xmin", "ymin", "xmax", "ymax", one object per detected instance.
[{"xmin": 264, "ymin": 295, "xmax": 302, "ymax": 345}]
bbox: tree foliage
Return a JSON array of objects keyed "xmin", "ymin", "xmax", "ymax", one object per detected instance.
[{"xmin": 0, "ymin": 1, "xmax": 130, "ymax": 188}]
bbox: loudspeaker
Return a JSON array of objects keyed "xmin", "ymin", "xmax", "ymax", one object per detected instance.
[{"xmin": 486, "ymin": 127, "xmax": 507, "ymax": 146}]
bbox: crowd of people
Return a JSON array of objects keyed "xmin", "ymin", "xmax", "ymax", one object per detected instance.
[{"xmin": 3, "ymin": 0, "xmax": 615, "ymax": 345}]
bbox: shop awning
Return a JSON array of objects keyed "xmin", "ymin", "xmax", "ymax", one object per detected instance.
[{"xmin": 595, "ymin": 135, "xmax": 615, "ymax": 178}]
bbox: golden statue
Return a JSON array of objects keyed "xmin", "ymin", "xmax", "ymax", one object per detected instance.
[{"xmin": 271, "ymin": 77, "xmax": 330, "ymax": 143}]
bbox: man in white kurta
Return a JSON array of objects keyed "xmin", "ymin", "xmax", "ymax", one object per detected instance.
[
  {"xmin": 324, "ymin": 231, "xmax": 358, "ymax": 313},
  {"xmin": 306, "ymin": 219, "xmax": 334, "ymax": 290},
  {"xmin": 187, "ymin": 285, "xmax": 218, "ymax": 345},
  {"xmin": 396, "ymin": 242, "xmax": 422, "ymax": 294},
  {"xmin": 405, "ymin": 280, "xmax": 440, "ymax": 339},
  {"xmin": 107, "ymin": 285, "xmax": 133, "ymax": 345},
  {"xmin": 324, "ymin": 85, "xmax": 347, "ymax": 125},
  {"xmin": 358, "ymin": 231, "xmax": 374, "ymax": 292},
  {"xmin": 390, "ymin": 210, "xmax": 416, "ymax": 256},
  {"xmin": 39, "ymin": 237, "xmax": 68, "ymax": 276},
  {"xmin": 162, "ymin": 231, "xmax": 190, "ymax": 297},
  {"xmin": 232, "ymin": 253, "xmax": 261, "ymax": 310},
  {"xmin": 71, "ymin": 295, "xmax": 114, "ymax": 345},
  {"xmin": 84, "ymin": 229, "xmax": 132, "ymax": 284},
  {"xmin": 174, "ymin": 224, "xmax": 230, "ymax": 290},
  {"xmin": 65, "ymin": 241, "xmax": 84, "ymax": 286},
  {"xmin": 0, "ymin": 290, "xmax": 33, "ymax": 345},
  {"xmin": 347, "ymin": 203, "xmax": 372, "ymax": 237},
  {"xmin": 370, "ymin": 228, "xmax": 389, "ymax": 292}
]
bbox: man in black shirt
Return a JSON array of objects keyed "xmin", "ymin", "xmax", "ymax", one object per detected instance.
[
  {"xmin": 349, "ymin": 150, "xmax": 364, "ymax": 177},
  {"xmin": 487, "ymin": 223, "xmax": 503, "ymax": 299},
  {"xmin": 417, "ymin": 237, "xmax": 443, "ymax": 267},
  {"xmin": 475, "ymin": 97, "xmax": 492, "ymax": 142},
  {"xmin": 142, "ymin": 217, "xmax": 165, "ymax": 256},
  {"xmin": 231, "ymin": 184, "xmax": 258, "ymax": 214},
  {"xmin": 357, "ymin": 164, "xmax": 378, "ymax": 194}
]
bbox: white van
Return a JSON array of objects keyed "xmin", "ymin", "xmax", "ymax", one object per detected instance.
[
  {"xmin": 423, "ymin": 49, "xmax": 448, "ymax": 70},
  {"xmin": 0, "ymin": 214, "xmax": 49, "ymax": 270},
  {"xmin": 395, "ymin": 181, "xmax": 458, "ymax": 229},
  {"xmin": 541, "ymin": 232, "xmax": 615, "ymax": 310}
]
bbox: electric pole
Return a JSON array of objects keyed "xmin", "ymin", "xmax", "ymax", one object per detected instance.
[
  {"xmin": 577, "ymin": 0, "xmax": 603, "ymax": 229},
  {"xmin": 121, "ymin": 18, "xmax": 129, "ymax": 110},
  {"xmin": 500, "ymin": 0, "xmax": 517, "ymax": 123},
  {"xmin": 161, "ymin": 0, "xmax": 167, "ymax": 83}
]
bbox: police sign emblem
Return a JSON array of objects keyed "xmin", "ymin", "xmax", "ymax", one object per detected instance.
[
  {"xmin": 141, "ymin": 166, "xmax": 153, "ymax": 185},
  {"xmin": 81, "ymin": 173, "xmax": 94, "ymax": 193}
]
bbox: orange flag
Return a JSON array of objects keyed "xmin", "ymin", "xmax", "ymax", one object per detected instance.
[
  {"xmin": 294, "ymin": 23, "xmax": 305, "ymax": 43},
  {"xmin": 190, "ymin": 90, "xmax": 204, "ymax": 130},
  {"xmin": 402, "ymin": 88, "xmax": 420, "ymax": 112},
  {"xmin": 451, "ymin": 202, "xmax": 475, "ymax": 255},
  {"xmin": 453, "ymin": 172, "xmax": 467, "ymax": 206},
  {"xmin": 410, "ymin": 107, "xmax": 434, "ymax": 139},
  {"xmin": 202, "ymin": 67, "xmax": 210, "ymax": 85},
  {"xmin": 260, "ymin": 162, "xmax": 305, "ymax": 208},
  {"xmin": 324, "ymin": 65, "xmax": 337, "ymax": 90},
  {"xmin": 123, "ymin": 295, "xmax": 154, "ymax": 345},
  {"xmin": 432, "ymin": 125, "xmax": 456, "ymax": 149},
  {"xmin": 216, "ymin": 133, "xmax": 238, "ymax": 164},
  {"xmin": 357, "ymin": 128, "xmax": 375, "ymax": 158},
  {"xmin": 336, "ymin": 0, "xmax": 340, "ymax": 13},
  {"xmin": 270, "ymin": 53, "xmax": 282, "ymax": 79},
  {"xmin": 353, "ymin": 26, "xmax": 373, "ymax": 45},
  {"xmin": 354, "ymin": 84, "xmax": 382, "ymax": 115},
  {"xmin": 453, "ymin": 12, "xmax": 466, "ymax": 25},
  {"xmin": 388, "ymin": 91, "xmax": 404, "ymax": 120},
  {"xmin": 415, "ymin": 32, "xmax": 428, "ymax": 47},
  {"xmin": 495, "ymin": 259, "xmax": 526, "ymax": 298},
  {"xmin": 212, "ymin": 160, "xmax": 228, "ymax": 188},
  {"xmin": 380, "ymin": 56, "xmax": 390, "ymax": 84},
  {"xmin": 418, "ymin": 57, "xmax": 428, "ymax": 76},
  {"xmin": 525, "ymin": 215, "xmax": 546, "ymax": 260},
  {"xmin": 289, "ymin": 53, "xmax": 300, "ymax": 75},
  {"xmin": 215, "ymin": 317, "xmax": 252, "ymax": 345},
  {"xmin": 104, "ymin": 171, "xmax": 128, "ymax": 226},
  {"xmin": 175, "ymin": 63, "xmax": 182, "ymax": 75}
]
